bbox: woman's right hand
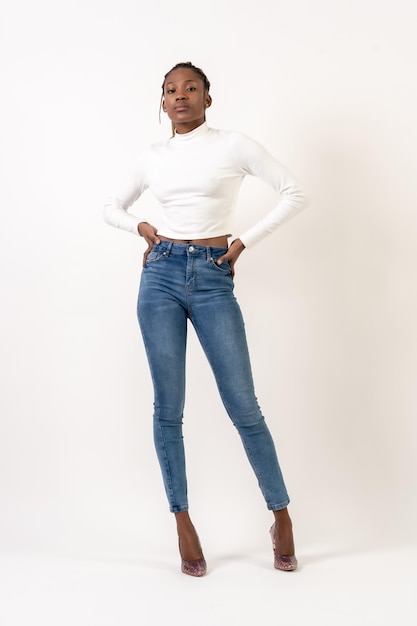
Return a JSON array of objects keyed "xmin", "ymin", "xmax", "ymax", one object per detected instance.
[{"xmin": 138, "ymin": 222, "xmax": 161, "ymax": 266}]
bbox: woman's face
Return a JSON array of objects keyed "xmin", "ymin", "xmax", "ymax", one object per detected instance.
[{"xmin": 162, "ymin": 67, "xmax": 211, "ymax": 134}]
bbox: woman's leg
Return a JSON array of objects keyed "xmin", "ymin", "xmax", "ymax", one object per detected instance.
[
  {"xmin": 137, "ymin": 245, "xmax": 205, "ymax": 566},
  {"xmin": 273, "ymin": 507, "xmax": 295, "ymax": 556},
  {"xmin": 190, "ymin": 290, "xmax": 290, "ymax": 510},
  {"xmin": 189, "ymin": 251, "xmax": 295, "ymax": 555},
  {"xmin": 137, "ymin": 257, "xmax": 189, "ymax": 513},
  {"xmin": 175, "ymin": 511, "xmax": 204, "ymax": 562},
  {"xmin": 139, "ymin": 301, "xmax": 204, "ymax": 561}
]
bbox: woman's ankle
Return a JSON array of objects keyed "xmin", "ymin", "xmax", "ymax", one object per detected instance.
[
  {"xmin": 175, "ymin": 512, "xmax": 204, "ymax": 560},
  {"xmin": 272, "ymin": 508, "xmax": 295, "ymax": 556}
]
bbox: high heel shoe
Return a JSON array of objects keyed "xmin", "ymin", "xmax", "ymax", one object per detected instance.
[
  {"xmin": 181, "ymin": 557, "xmax": 207, "ymax": 577},
  {"xmin": 179, "ymin": 538, "xmax": 207, "ymax": 577},
  {"xmin": 270, "ymin": 523, "xmax": 298, "ymax": 571}
]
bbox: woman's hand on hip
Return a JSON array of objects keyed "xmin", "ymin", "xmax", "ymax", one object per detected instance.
[
  {"xmin": 216, "ymin": 238, "xmax": 245, "ymax": 278},
  {"xmin": 138, "ymin": 222, "xmax": 161, "ymax": 265}
]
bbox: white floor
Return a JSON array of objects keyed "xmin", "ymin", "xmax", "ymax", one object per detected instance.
[{"xmin": 1, "ymin": 543, "xmax": 415, "ymax": 626}]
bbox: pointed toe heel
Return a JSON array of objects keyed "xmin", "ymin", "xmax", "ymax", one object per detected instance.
[
  {"xmin": 273, "ymin": 553, "xmax": 298, "ymax": 571},
  {"xmin": 181, "ymin": 558, "xmax": 207, "ymax": 577},
  {"xmin": 269, "ymin": 523, "xmax": 298, "ymax": 572}
]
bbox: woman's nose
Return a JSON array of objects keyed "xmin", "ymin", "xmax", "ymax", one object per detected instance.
[{"xmin": 176, "ymin": 93, "xmax": 187, "ymax": 100}]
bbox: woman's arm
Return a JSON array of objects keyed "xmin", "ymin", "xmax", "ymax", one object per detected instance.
[
  {"xmin": 216, "ymin": 133, "xmax": 307, "ymax": 276},
  {"xmin": 103, "ymin": 160, "xmax": 149, "ymax": 235},
  {"xmin": 235, "ymin": 133, "xmax": 308, "ymax": 248}
]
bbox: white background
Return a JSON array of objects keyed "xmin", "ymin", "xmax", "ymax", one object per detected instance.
[{"xmin": 1, "ymin": 0, "xmax": 416, "ymax": 623}]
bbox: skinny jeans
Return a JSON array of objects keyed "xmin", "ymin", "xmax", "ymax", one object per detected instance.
[{"xmin": 137, "ymin": 241, "xmax": 289, "ymax": 513}]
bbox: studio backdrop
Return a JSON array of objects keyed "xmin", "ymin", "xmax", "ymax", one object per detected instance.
[{"xmin": 1, "ymin": 0, "xmax": 416, "ymax": 558}]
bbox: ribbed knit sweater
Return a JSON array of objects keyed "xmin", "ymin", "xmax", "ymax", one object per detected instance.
[{"xmin": 103, "ymin": 122, "xmax": 307, "ymax": 248}]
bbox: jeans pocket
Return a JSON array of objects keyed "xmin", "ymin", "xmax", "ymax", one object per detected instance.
[
  {"xmin": 145, "ymin": 246, "xmax": 169, "ymax": 265},
  {"xmin": 209, "ymin": 256, "xmax": 231, "ymax": 274}
]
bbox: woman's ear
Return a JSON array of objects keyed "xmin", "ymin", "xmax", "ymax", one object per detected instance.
[
  {"xmin": 205, "ymin": 94, "xmax": 212, "ymax": 109},
  {"xmin": 162, "ymin": 99, "xmax": 167, "ymax": 112}
]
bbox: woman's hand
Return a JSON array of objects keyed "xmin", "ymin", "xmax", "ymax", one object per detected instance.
[
  {"xmin": 216, "ymin": 238, "xmax": 246, "ymax": 278},
  {"xmin": 138, "ymin": 222, "xmax": 161, "ymax": 266}
]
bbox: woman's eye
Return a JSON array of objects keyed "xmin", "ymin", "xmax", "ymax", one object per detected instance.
[
  {"xmin": 167, "ymin": 89, "xmax": 175, "ymax": 94},
  {"xmin": 187, "ymin": 87, "xmax": 196, "ymax": 91}
]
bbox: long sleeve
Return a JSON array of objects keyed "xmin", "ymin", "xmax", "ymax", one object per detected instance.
[
  {"xmin": 103, "ymin": 125, "xmax": 307, "ymax": 245},
  {"xmin": 103, "ymin": 161, "xmax": 149, "ymax": 236},
  {"xmin": 235, "ymin": 134, "xmax": 307, "ymax": 248}
]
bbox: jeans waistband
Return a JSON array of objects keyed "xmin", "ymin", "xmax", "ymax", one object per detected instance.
[{"xmin": 153, "ymin": 241, "xmax": 228, "ymax": 259}]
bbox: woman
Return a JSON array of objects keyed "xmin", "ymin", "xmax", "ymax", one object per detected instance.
[{"xmin": 104, "ymin": 62, "xmax": 307, "ymax": 576}]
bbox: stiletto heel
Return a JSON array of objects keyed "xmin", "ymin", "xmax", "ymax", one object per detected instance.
[
  {"xmin": 178, "ymin": 537, "xmax": 207, "ymax": 577},
  {"xmin": 269, "ymin": 523, "xmax": 298, "ymax": 571}
]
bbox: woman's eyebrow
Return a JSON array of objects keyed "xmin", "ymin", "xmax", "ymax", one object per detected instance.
[{"xmin": 165, "ymin": 79, "xmax": 198, "ymax": 86}]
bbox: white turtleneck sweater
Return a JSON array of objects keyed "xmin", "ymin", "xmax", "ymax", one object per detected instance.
[{"xmin": 103, "ymin": 122, "xmax": 307, "ymax": 248}]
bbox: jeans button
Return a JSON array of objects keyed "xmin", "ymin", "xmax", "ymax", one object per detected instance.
[{"xmin": 188, "ymin": 245, "xmax": 195, "ymax": 252}]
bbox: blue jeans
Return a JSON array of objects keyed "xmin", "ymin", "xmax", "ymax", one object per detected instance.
[{"xmin": 137, "ymin": 241, "xmax": 289, "ymax": 513}]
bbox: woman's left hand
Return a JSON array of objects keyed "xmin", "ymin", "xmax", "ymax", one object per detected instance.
[{"xmin": 216, "ymin": 238, "xmax": 246, "ymax": 278}]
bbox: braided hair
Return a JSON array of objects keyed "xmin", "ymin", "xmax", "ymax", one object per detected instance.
[{"xmin": 159, "ymin": 62, "xmax": 211, "ymax": 135}]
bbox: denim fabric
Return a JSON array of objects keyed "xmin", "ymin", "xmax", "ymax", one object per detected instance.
[{"xmin": 137, "ymin": 241, "xmax": 289, "ymax": 513}]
